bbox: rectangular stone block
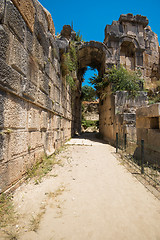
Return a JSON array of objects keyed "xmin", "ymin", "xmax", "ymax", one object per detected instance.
[
  {"xmin": 29, "ymin": 131, "xmax": 42, "ymax": 150},
  {"xmin": 9, "ymin": 131, "xmax": 28, "ymax": 157},
  {"xmin": 43, "ymin": 8, "xmax": 55, "ymax": 36},
  {"xmin": 32, "ymin": 35, "xmax": 44, "ymax": 69},
  {"xmin": 0, "ymin": 58, "xmax": 21, "ymax": 93},
  {"xmin": 11, "ymin": 0, "xmax": 35, "ymax": 32},
  {"xmin": 0, "ymin": 25, "xmax": 9, "ymax": 61},
  {"xmin": 3, "ymin": 93, "xmax": 27, "ymax": 129},
  {"xmin": 45, "ymin": 131, "xmax": 55, "ymax": 156},
  {"xmin": 32, "ymin": 0, "xmax": 48, "ymax": 33},
  {"xmin": 27, "ymin": 56, "xmax": 39, "ymax": 86},
  {"xmin": 39, "ymin": 70, "xmax": 49, "ymax": 95},
  {"xmin": 54, "ymin": 86, "xmax": 60, "ymax": 103},
  {"xmin": 25, "ymin": 26, "xmax": 33, "ymax": 54},
  {"xmin": 136, "ymin": 117, "xmax": 152, "ymax": 129},
  {"xmin": 136, "ymin": 103, "xmax": 160, "ymax": 118},
  {"xmin": 34, "ymin": 16, "xmax": 49, "ymax": 56},
  {"xmin": 21, "ymin": 77, "xmax": 37, "ymax": 101},
  {"xmin": 9, "ymin": 34, "xmax": 28, "ymax": 76},
  {"xmin": 40, "ymin": 111, "xmax": 48, "ymax": 130},
  {"xmin": 37, "ymin": 90, "xmax": 52, "ymax": 110},
  {"xmin": 5, "ymin": 0, "xmax": 25, "ymax": 43},
  {"xmin": 136, "ymin": 128, "xmax": 149, "ymax": 145},
  {"xmin": 28, "ymin": 105, "xmax": 40, "ymax": 130},
  {"xmin": 148, "ymin": 129, "xmax": 160, "ymax": 153},
  {"xmin": 45, "ymin": 60, "xmax": 56, "ymax": 81}
]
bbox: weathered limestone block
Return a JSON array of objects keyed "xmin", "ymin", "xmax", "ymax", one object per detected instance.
[
  {"xmin": 39, "ymin": 70, "xmax": 49, "ymax": 95},
  {"xmin": 11, "ymin": 0, "xmax": 35, "ymax": 32},
  {"xmin": 28, "ymin": 105, "xmax": 40, "ymax": 130},
  {"xmin": 0, "ymin": 59, "xmax": 21, "ymax": 93},
  {"xmin": 136, "ymin": 128, "xmax": 149, "ymax": 145},
  {"xmin": 9, "ymin": 34, "xmax": 28, "ymax": 76},
  {"xmin": 40, "ymin": 111, "xmax": 48, "ymax": 130},
  {"xmin": 29, "ymin": 131, "xmax": 42, "ymax": 150},
  {"xmin": 148, "ymin": 129, "xmax": 160, "ymax": 153},
  {"xmin": 45, "ymin": 131, "xmax": 55, "ymax": 156},
  {"xmin": 45, "ymin": 60, "xmax": 57, "ymax": 81},
  {"xmin": 0, "ymin": 155, "xmax": 26, "ymax": 191},
  {"xmin": 3, "ymin": 93, "xmax": 27, "ymax": 129},
  {"xmin": 43, "ymin": 8, "xmax": 55, "ymax": 36},
  {"xmin": 0, "ymin": 0, "xmax": 5, "ymax": 22},
  {"xmin": 34, "ymin": 16, "xmax": 49, "ymax": 56},
  {"xmin": 53, "ymin": 115, "xmax": 61, "ymax": 130},
  {"xmin": 54, "ymin": 86, "xmax": 60, "ymax": 103},
  {"xmin": 27, "ymin": 56, "xmax": 39, "ymax": 86},
  {"xmin": 47, "ymin": 112, "xmax": 53, "ymax": 131},
  {"xmin": 5, "ymin": 0, "xmax": 25, "ymax": 43},
  {"xmin": 0, "ymin": 25, "xmax": 9, "ymax": 61},
  {"xmin": 32, "ymin": 35, "xmax": 44, "ymax": 69},
  {"xmin": 25, "ymin": 26, "xmax": 34, "ymax": 54},
  {"xmin": 37, "ymin": 90, "xmax": 52, "ymax": 110},
  {"xmin": 136, "ymin": 117, "xmax": 152, "ymax": 129},
  {"xmin": 9, "ymin": 131, "xmax": 28, "ymax": 157},
  {"xmin": 21, "ymin": 77, "xmax": 37, "ymax": 101},
  {"xmin": 32, "ymin": 0, "xmax": 48, "ymax": 33},
  {"xmin": 54, "ymin": 103, "xmax": 60, "ymax": 113},
  {"xmin": 136, "ymin": 103, "xmax": 160, "ymax": 118}
]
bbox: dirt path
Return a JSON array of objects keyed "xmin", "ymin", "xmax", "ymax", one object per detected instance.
[{"xmin": 2, "ymin": 133, "xmax": 160, "ymax": 240}]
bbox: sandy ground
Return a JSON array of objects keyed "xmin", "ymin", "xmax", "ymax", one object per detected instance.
[{"xmin": 1, "ymin": 133, "xmax": 160, "ymax": 240}]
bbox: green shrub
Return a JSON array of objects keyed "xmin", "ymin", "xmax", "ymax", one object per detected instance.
[
  {"xmin": 81, "ymin": 85, "xmax": 97, "ymax": 101},
  {"xmin": 89, "ymin": 65, "xmax": 144, "ymax": 98},
  {"xmin": 81, "ymin": 120, "xmax": 99, "ymax": 130}
]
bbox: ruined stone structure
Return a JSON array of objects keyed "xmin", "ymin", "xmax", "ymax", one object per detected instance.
[
  {"xmin": 98, "ymin": 13, "xmax": 160, "ymax": 145},
  {"xmin": 0, "ymin": 0, "xmax": 160, "ymax": 193}
]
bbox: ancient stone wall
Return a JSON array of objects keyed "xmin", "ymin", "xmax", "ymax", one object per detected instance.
[
  {"xmin": 0, "ymin": 0, "xmax": 74, "ymax": 192},
  {"xmin": 99, "ymin": 86, "xmax": 148, "ymax": 145},
  {"xmin": 135, "ymin": 103, "xmax": 160, "ymax": 163}
]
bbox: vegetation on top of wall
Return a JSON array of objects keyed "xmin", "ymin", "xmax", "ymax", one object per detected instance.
[
  {"xmin": 75, "ymin": 30, "xmax": 84, "ymax": 42},
  {"xmin": 89, "ymin": 65, "xmax": 144, "ymax": 98},
  {"xmin": 147, "ymin": 86, "xmax": 160, "ymax": 104},
  {"xmin": 81, "ymin": 85, "xmax": 97, "ymax": 101}
]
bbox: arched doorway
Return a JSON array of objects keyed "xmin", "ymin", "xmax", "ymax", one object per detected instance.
[{"xmin": 73, "ymin": 41, "xmax": 111, "ymax": 135}]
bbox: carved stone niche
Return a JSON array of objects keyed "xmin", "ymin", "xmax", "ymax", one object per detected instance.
[{"xmin": 120, "ymin": 41, "xmax": 136, "ymax": 70}]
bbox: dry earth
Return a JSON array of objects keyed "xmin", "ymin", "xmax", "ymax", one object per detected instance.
[{"xmin": 1, "ymin": 133, "xmax": 160, "ymax": 240}]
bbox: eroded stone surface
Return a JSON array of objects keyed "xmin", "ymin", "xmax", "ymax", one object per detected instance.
[{"xmin": 11, "ymin": 0, "xmax": 35, "ymax": 32}]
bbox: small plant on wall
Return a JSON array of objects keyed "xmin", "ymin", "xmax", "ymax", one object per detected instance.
[{"xmin": 61, "ymin": 42, "xmax": 77, "ymax": 90}]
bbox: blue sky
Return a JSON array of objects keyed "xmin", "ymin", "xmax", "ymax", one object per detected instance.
[{"xmin": 39, "ymin": 0, "xmax": 160, "ymax": 86}]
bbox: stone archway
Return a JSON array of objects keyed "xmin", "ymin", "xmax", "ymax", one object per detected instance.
[{"xmin": 73, "ymin": 41, "xmax": 111, "ymax": 134}]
